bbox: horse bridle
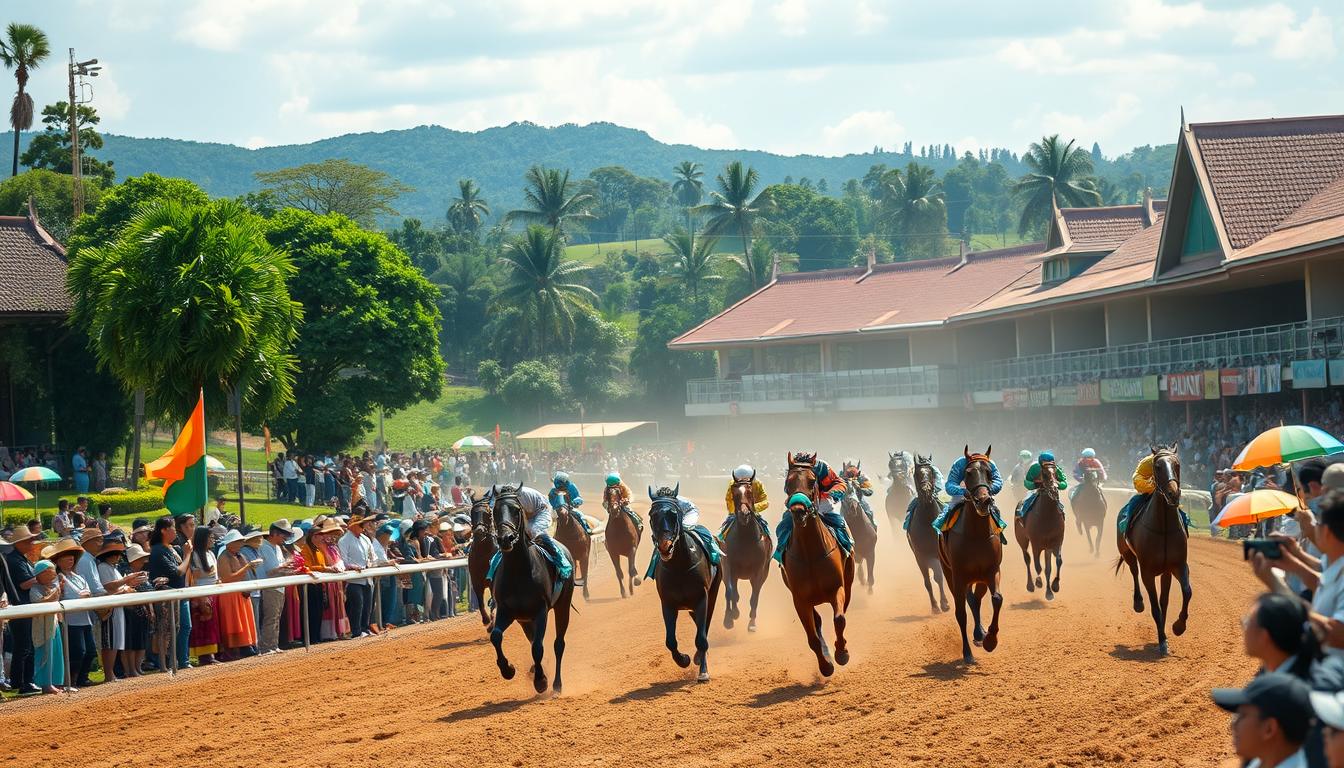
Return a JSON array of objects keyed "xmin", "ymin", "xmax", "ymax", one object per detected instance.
[
  {"xmin": 1038, "ymin": 462, "xmax": 1060, "ymax": 500},
  {"xmin": 732, "ymin": 480, "xmax": 755, "ymax": 516},
  {"xmin": 787, "ymin": 463, "xmax": 820, "ymax": 526},
  {"xmin": 914, "ymin": 461, "xmax": 937, "ymax": 501},
  {"xmin": 1153, "ymin": 451, "xmax": 1182, "ymax": 507},
  {"xmin": 651, "ymin": 496, "xmax": 684, "ymax": 562},
  {"xmin": 963, "ymin": 455, "xmax": 993, "ymax": 516},
  {"xmin": 492, "ymin": 491, "xmax": 528, "ymax": 548},
  {"xmin": 471, "ymin": 500, "xmax": 494, "ymax": 543}
]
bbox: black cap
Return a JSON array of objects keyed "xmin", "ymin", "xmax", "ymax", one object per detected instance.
[{"xmin": 1212, "ymin": 673, "xmax": 1312, "ymax": 735}]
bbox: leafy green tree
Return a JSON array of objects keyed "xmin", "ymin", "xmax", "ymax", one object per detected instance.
[
  {"xmin": 0, "ymin": 168, "xmax": 103, "ymax": 242},
  {"xmin": 695, "ymin": 161, "xmax": 770, "ymax": 279},
  {"xmin": 387, "ymin": 217, "xmax": 443, "ymax": 273},
  {"xmin": 886, "ymin": 162, "xmax": 947, "ymax": 260},
  {"xmin": 500, "ymin": 359, "xmax": 565, "ymax": 422},
  {"xmin": 255, "ymin": 159, "xmax": 412, "ymax": 228},
  {"xmin": 629, "ymin": 305, "xmax": 715, "ymax": 404},
  {"xmin": 496, "ymin": 225, "xmax": 596, "ymax": 354},
  {"xmin": 583, "ymin": 166, "xmax": 669, "ymax": 242},
  {"xmin": 67, "ymin": 198, "xmax": 302, "ymax": 426},
  {"xmin": 566, "ymin": 311, "xmax": 626, "ymax": 409},
  {"xmin": 661, "ymin": 227, "xmax": 723, "ymax": 306},
  {"xmin": 262, "ymin": 209, "xmax": 444, "ymax": 450},
  {"xmin": 600, "ymin": 280, "xmax": 631, "ymax": 322},
  {"xmin": 20, "ymin": 102, "xmax": 115, "ymax": 184},
  {"xmin": 1, "ymin": 23, "xmax": 49, "ymax": 177},
  {"xmin": 476, "ymin": 359, "xmax": 504, "ymax": 396},
  {"xmin": 431, "ymin": 250, "xmax": 493, "ymax": 368},
  {"xmin": 672, "ymin": 160, "xmax": 704, "ymax": 232},
  {"xmin": 725, "ymin": 238, "xmax": 797, "ymax": 303},
  {"xmin": 505, "ymin": 165, "xmax": 595, "ymax": 237},
  {"xmin": 67, "ymin": 173, "xmax": 210, "ymax": 256},
  {"xmin": 764, "ymin": 183, "xmax": 858, "ymax": 271},
  {"xmin": 1014, "ymin": 134, "xmax": 1102, "ymax": 235},
  {"xmin": 447, "ymin": 178, "xmax": 489, "ymax": 236}
]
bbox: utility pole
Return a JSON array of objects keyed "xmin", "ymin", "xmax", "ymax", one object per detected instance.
[{"xmin": 67, "ymin": 50, "xmax": 100, "ymax": 218}]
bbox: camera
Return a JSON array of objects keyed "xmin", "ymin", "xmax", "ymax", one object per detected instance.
[{"xmin": 1242, "ymin": 539, "xmax": 1283, "ymax": 561}]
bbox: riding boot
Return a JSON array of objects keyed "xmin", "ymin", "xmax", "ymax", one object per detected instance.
[
  {"xmin": 755, "ymin": 515, "xmax": 769, "ymax": 540},
  {"xmin": 535, "ymin": 533, "xmax": 573, "ymax": 583},
  {"xmin": 903, "ymin": 497, "xmax": 919, "ymax": 531},
  {"xmin": 772, "ymin": 514, "xmax": 794, "ymax": 564}
]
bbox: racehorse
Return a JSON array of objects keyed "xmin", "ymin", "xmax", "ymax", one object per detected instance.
[
  {"xmin": 488, "ymin": 485, "xmax": 574, "ymax": 694},
  {"xmin": 649, "ymin": 486, "xmax": 722, "ymax": 682},
  {"xmin": 840, "ymin": 477, "xmax": 878, "ymax": 594},
  {"xmin": 1072, "ymin": 468, "xmax": 1108, "ymax": 558},
  {"xmin": 552, "ymin": 492, "xmax": 592, "ymax": 601},
  {"xmin": 782, "ymin": 453, "xmax": 855, "ymax": 677},
  {"xmin": 722, "ymin": 474, "xmax": 771, "ymax": 632},
  {"xmin": 938, "ymin": 447, "xmax": 1005, "ymax": 664},
  {"xmin": 886, "ymin": 452, "xmax": 913, "ymax": 529},
  {"xmin": 906, "ymin": 455, "xmax": 949, "ymax": 613},
  {"xmin": 467, "ymin": 494, "xmax": 497, "ymax": 626},
  {"xmin": 1014, "ymin": 459, "xmax": 1065, "ymax": 600},
  {"xmin": 1115, "ymin": 444, "xmax": 1192, "ymax": 656},
  {"xmin": 602, "ymin": 484, "xmax": 641, "ymax": 598}
]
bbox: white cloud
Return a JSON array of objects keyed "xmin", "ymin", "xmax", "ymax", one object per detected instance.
[
  {"xmin": 1123, "ymin": 0, "xmax": 1208, "ymax": 39},
  {"xmin": 853, "ymin": 0, "xmax": 888, "ymax": 33},
  {"xmin": 1271, "ymin": 7, "xmax": 1335, "ymax": 59},
  {"xmin": 771, "ymin": 0, "xmax": 811, "ymax": 36},
  {"xmin": 819, "ymin": 110, "xmax": 904, "ymax": 155},
  {"xmin": 1036, "ymin": 93, "xmax": 1143, "ymax": 145},
  {"xmin": 86, "ymin": 68, "xmax": 131, "ymax": 122}
]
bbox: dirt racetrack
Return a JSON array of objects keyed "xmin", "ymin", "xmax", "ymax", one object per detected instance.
[{"xmin": 3, "ymin": 493, "xmax": 1258, "ymax": 767}]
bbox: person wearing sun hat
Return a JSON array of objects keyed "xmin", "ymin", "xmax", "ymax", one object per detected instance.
[
  {"xmin": 28, "ymin": 559, "xmax": 64, "ymax": 694},
  {"xmin": 337, "ymin": 514, "xmax": 375, "ymax": 637},
  {"xmin": 122, "ymin": 542, "xmax": 155, "ymax": 676},
  {"xmin": 94, "ymin": 537, "xmax": 140, "ymax": 683},
  {"xmin": 46, "ymin": 537, "xmax": 95, "ymax": 690},
  {"xmin": 216, "ymin": 529, "xmax": 260, "ymax": 659},
  {"xmin": 2, "ymin": 527, "xmax": 46, "ymax": 694},
  {"xmin": 256, "ymin": 519, "xmax": 297, "ymax": 654}
]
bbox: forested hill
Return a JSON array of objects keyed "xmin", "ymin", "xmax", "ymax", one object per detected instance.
[{"xmin": 1, "ymin": 121, "xmax": 1176, "ymax": 225}]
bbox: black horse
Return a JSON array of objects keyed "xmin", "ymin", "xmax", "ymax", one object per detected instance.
[
  {"xmin": 489, "ymin": 485, "xmax": 575, "ymax": 694},
  {"xmin": 650, "ymin": 486, "xmax": 722, "ymax": 683},
  {"xmin": 467, "ymin": 494, "xmax": 497, "ymax": 627}
]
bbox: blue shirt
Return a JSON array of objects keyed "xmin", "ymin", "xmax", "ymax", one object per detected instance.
[
  {"xmin": 549, "ymin": 480, "xmax": 584, "ymax": 510},
  {"xmin": 944, "ymin": 456, "xmax": 1003, "ymax": 499}
]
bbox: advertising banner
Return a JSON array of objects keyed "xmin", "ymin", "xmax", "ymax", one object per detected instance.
[
  {"xmin": 1204, "ymin": 369, "xmax": 1221, "ymax": 399},
  {"xmin": 1293, "ymin": 360, "xmax": 1327, "ymax": 389},
  {"xmin": 1076, "ymin": 380, "xmax": 1101, "ymax": 406},
  {"xmin": 1003, "ymin": 388, "xmax": 1030, "ymax": 409},
  {"xmin": 1102, "ymin": 376, "xmax": 1159, "ymax": 403},
  {"xmin": 1029, "ymin": 389, "xmax": 1050, "ymax": 408},
  {"xmin": 1051, "ymin": 385, "xmax": 1077, "ymax": 407},
  {"xmin": 1166, "ymin": 371, "xmax": 1203, "ymax": 402},
  {"xmin": 1220, "ymin": 368, "xmax": 1246, "ymax": 397}
]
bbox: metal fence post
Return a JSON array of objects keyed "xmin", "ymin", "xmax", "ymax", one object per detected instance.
[
  {"xmin": 60, "ymin": 608, "xmax": 71, "ymax": 694},
  {"xmin": 169, "ymin": 600, "xmax": 178, "ymax": 676},
  {"xmin": 373, "ymin": 576, "xmax": 382, "ymax": 635},
  {"xmin": 300, "ymin": 586, "xmax": 311, "ymax": 652}
]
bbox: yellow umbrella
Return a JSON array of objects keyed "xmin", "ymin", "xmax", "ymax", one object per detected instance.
[{"xmin": 1212, "ymin": 489, "xmax": 1300, "ymax": 527}]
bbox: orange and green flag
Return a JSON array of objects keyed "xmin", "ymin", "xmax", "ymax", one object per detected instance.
[{"xmin": 145, "ymin": 391, "xmax": 208, "ymax": 518}]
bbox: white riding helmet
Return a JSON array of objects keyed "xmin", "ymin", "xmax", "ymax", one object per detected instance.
[
  {"xmin": 732, "ymin": 464, "xmax": 754, "ymax": 481},
  {"xmin": 1081, "ymin": 448, "xmax": 1096, "ymax": 458}
]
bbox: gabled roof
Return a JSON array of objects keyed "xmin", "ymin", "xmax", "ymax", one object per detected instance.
[
  {"xmin": 1058, "ymin": 204, "xmax": 1153, "ymax": 252},
  {"xmin": 667, "ymin": 242, "xmax": 1044, "ymax": 348},
  {"xmin": 0, "ymin": 203, "xmax": 70, "ymax": 318}
]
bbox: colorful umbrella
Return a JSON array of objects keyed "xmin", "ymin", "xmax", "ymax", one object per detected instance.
[
  {"xmin": 6, "ymin": 466, "xmax": 60, "ymax": 518},
  {"xmin": 1233, "ymin": 425, "xmax": 1344, "ymax": 470},
  {"xmin": 1212, "ymin": 489, "xmax": 1300, "ymax": 527},
  {"xmin": 0, "ymin": 480, "xmax": 35, "ymax": 502},
  {"xmin": 205, "ymin": 455, "xmax": 227, "ymax": 473},
  {"xmin": 452, "ymin": 435, "xmax": 493, "ymax": 450}
]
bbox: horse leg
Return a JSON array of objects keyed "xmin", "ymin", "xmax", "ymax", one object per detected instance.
[
  {"xmin": 1124, "ymin": 550, "xmax": 1143, "ymax": 614},
  {"xmin": 722, "ymin": 561, "xmax": 737, "ymax": 629},
  {"xmin": 1050, "ymin": 546, "xmax": 1062, "ymax": 595},
  {"xmin": 1158, "ymin": 571, "xmax": 1173, "ymax": 650},
  {"xmin": 953, "ymin": 578, "xmax": 974, "ymax": 664},
  {"xmin": 580, "ymin": 549, "xmax": 591, "ymax": 601},
  {"xmin": 832, "ymin": 597, "xmax": 850, "ymax": 667},
  {"xmin": 919, "ymin": 563, "xmax": 939, "ymax": 613},
  {"xmin": 747, "ymin": 570, "xmax": 763, "ymax": 632},
  {"xmin": 662, "ymin": 602, "xmax": 690, "ymax": 669},
  {"xmin": 693, "ymin": 594, "xmax": 711, "ymax": 682},
  {"xmin": 630, "ymin": 540, "xmax": 641, "ymax": 588},
  {"xmin": 530, "ymin": 609, "xmax": 550, "ymax": 694},
  {"xmin": 983, "ymin": 570, "xmax": 1004, "ymax": 653},
  {"xmin": 1141, "ymin": 569, "xmax": 1167, "ymax": 655},
  {"xmin": 1020, "ymin": 538, "xmax": 1034, "ymax": 592},
  {"xmin": 1172, "ymin": 563, "xmax": 1193, "ymax": 636},
  {"xmin": 1033, "ymin": 545, "xmax": 1044, "ymax": 588},
  {"xmin": 932, "ymin": 562, "xmax": 950, "ymax": 611},
  {"xmin": 797, "ymin": 598, "xmax": 834, "ymax": 677},
  {"xmin": 610, "ymin": 547, "xmax": 626, "ymax": 599},
  {"xmin": 865, "ymin": 549, "xmax": 875, "ymax": 596},
  {"xmin": 969, "ymin": 584, "xmax": 987, "ymax": 644},
  {"xmin": 552, "ymin": 598, "xmax": 570, "ymax": 695},
  {"xmin": 476, "ymin": 581, "xmax": 491, "ymax": 626},
  {"xmin": 490, "ymin": 606, "xmax": 516, "ymax": 680}
]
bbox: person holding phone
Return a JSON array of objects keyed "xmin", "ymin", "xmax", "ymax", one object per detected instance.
[
  {"xmin": 1252, "ymin": 490, "xmax": 1344, "ymax": 656},
  {"xmin": 216, "ymin": 530, "xmax": 260, "ymax": 660}
]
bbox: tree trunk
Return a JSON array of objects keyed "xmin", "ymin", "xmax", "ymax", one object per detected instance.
[{"xmin": 11, "ymin": 122, "xmax": 19, "ymax": 177}]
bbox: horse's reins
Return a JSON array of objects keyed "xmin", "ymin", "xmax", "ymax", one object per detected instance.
[
  {"xmin": 1134, "ymin": 453, "xmax": 1183, "ymax": 538},
  {"xmin": 652, "ymin": 498, "xmax": 700, "ymax": 571},
  {"xmin": 785, "ymin": 463, "xmax": 841, "ymax": 560}
]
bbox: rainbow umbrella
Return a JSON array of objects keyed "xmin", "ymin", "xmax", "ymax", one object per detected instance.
[
  {"xmin": 5, "ymin": 466, "xmax": 60, "ymax": 518},
  {"xmin": 1233, "ymin": 425, "xmax": 1344, "ymax": 470},
  {"xmin": 1213, "ymin": 489, "xmax": 1300, "ymax": 527},
  {"xmin": 0, "ymin": 480, "xmax": 35, "ymax": 517}
]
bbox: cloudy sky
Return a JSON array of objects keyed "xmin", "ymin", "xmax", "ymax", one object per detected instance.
[{"xmin": 19, "ymin": 0, "xmax": 1343, "ymax": 157}]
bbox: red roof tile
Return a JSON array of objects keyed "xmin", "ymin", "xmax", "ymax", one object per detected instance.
[
  {"xmin": 1274, "ymin": 175, "xmax": 1344, "ymax": 231},
  {"xmin": 1060, "ymin": 205, "xmax": 1150, "ymax": 251},
  {"xmin": 0, "ymin": 213, "xmax": 70, "ymax": 316}
]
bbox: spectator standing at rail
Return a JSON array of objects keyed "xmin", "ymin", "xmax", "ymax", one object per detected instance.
[
  {"xmin": 257, "ymin": 520, "xmax": 297, "ymax": 654},
  {"xmin": 148, "ymin": 516, "xmax": 192, "ymax": 670},
  {"xmin": 3, "ymin": 528, "xmax": 43, "ymax": 694},
  {"xmin": 1213, "ymin": 673, "xmax": 1314, "ymax": 768},
  {"xmin": 337, "ymin": 515, "xmax": 374, "ymax": 637}
]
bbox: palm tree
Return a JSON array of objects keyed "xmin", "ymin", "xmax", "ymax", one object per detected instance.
[
  {"xmin": 891, "ymin": 162, "xmax": 947, "ymax": 260},
  {"xmin": 662, "ymin": 227, "xmax": 723, "ymax": 305},
  {"xmin": 671, "ymin": 160, "xmax": 704, "ymax": 233},
  {"xmin": 1013, "ymin": 134, "xmax": 1102, "ymax": 235},
  {"xmin": 694, "ymin": 161, "xmax": 770, "ymax": 281},
  {"xmin": 505, "ymin": 165, "xmax": 595, "ymax": 238},
  {"xmin": 0, "ymin": 23, "xmax": 50, "ymax": 177},
  {"xmin": 729, "ymin": 237, "xmax": 796, "ymax": 292},
  {"xmin": 66, "ymin": 198, "xmax": 301, "ymax": 424},
  {"xmin": 447, "ymin": 178, "xmax": 490, "ymax": 236},
  {"xmin": 496, "ymin": 225, "xmax": 597, "ymax": 354}
]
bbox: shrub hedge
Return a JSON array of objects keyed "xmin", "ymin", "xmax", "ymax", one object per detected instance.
[
  {"xmin": 59, "ymin": 488, "xmax": 166, "ymax": 518},
  {"xmin": 1, "ymin": 510, "xmax": 53, "ymax": 529}
]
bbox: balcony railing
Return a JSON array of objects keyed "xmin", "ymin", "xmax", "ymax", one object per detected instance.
[
  {"xmin": 687, "ymin": 366, "xmax": 954, "ymax": 405},
  {"xmin": 962, "ymin": 314, "xmax": 1344, "ymax": 391}
]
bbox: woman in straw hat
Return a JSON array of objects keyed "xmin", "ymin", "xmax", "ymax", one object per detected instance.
[
  {"xmin": 94, "ymin": 538, "xmax": 129, "ymax": 682},
  {"xmin": 216, "ymin": 529, "xmax": 260, "ymax": 659},
  {"xmin": 122, "ymin": 543, "xmax": 155, "ymax": 676},
  {"xmin": 28, "ymin": 559, "xmax": 63, "ymax": 694},
  {"xmin": 47, "ymin": 538, "xmax": 94, "ymax": 689},
  {"xmin": 298, "ymin": 517, "xmax": 350, "ymax": 641}
]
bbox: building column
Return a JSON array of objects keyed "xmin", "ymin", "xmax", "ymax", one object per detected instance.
[
  {"xmin": 1145, "ymin": 297, "xmax": 1153, "ymax": 342},
  {"xmin": 1306, "ymin": 261, "xmax": 1314, "ymax": 322},
  {"xmin": 820, "ymin": 341, "xmax": 833, "ymax": 373},
  {"xmin": 1103, "ymin": 303, "xmax": 1112, "ymax": 348},
  {"xmin": 1050, "ymin": 313, "xmax": 1057, "ymax": 354}
]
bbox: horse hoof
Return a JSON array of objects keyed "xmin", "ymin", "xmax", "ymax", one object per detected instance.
[
  {"xmin": 982, "ymin": 633, "xmax": 999, "ymax": 653},
  {"xmin": 724, "ymin": 618, "xmax": 735, "ymax": 630},
  {"xmin": 1035, "ymin": 576, "xmax": 1043, "ymax": 587},
  {"xmin": 552, "ymin": 682, "xmax": 563, "ymax": 696},
  {"xmin": 1158, "ymin": 641, "xmax": 1169, "ymax": 656},
  {"xmin": 940, "ymin": 600, "xmax": 950, "ymax": 612},
  {"xmin": 697, "ymin": 671, "xmax": 710, "ymax": 683},
  {"xmin": 1133, "ymin": 600, "xmax": 1144, "ymax": 614},
  {"xmin": 500, "ymin": 664, "xmax": 516, "ymax": 680},
  {"xmin": 819, "ymin": 660, "xmax": 835, "ymax": 677},
  {"xmin": 1025, "ymin": 581, "xmax": 1034, "ymax": 593},
  {"xmin": 693, "ymin": 651, "xmax": 705, "ymax": 666},
  {"xmin": 1045, "ymin": 591, "xmax": 1055, "ymax": 602},
  {"xmin": 1051, "ymin": 580, "xmax": 1061, "ymax": 593},
  {"xmin": 1173, "ymin": 618, "xmax": 1187, "ymax": 636},
  {"xmin": 963, "ymin": 654, "xmax": 976, "ymax": 665},
  {"xmin": 674, "ymin": 653, "xmax": 691, "ymax": 669},
  {"xmin": 632, "ymin": 577, "xmax": 641, "ymax": 586},
  {"xmin": 748, "ymin": 621, "xmax": 758, "ymax": 633},
  {"xmin": 835, "ymin": 648, "xmax": 850, "ymax": 666},
  {"xmin": 973, "ymin": 627, "xmax": 985, "ymax": 643},
  {"xmin": 533, "ymin": 675, "xmax": 549, "ymax": 694}
]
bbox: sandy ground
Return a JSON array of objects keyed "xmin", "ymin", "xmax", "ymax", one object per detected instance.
[{"xmin": 1, "ymin": 493, "xmax": 1257, "ymax": 767}]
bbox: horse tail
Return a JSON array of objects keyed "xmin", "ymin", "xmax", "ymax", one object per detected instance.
[{"xmin": 1111, "ymin": 555, "xmax": 1126, "ymax": 576}]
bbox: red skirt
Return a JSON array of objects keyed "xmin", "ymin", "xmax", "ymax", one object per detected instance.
[{"xmin": 189, "ymin": 595, "xmax": 220, "ymax": 655}]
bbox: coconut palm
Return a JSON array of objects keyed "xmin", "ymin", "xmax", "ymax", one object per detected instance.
[
  {"xmin": 496, "ymin": 225, "xmax": 597, "ymax": 354},
  {"xmin": 729, "ymin": 237, "xmax": 796, "ymax": 292},
  {"xmin": 66, "ymin": 198, "xmax": 301, "ymax": 424},
  {"xmin": 504, "ymin": 165, "xmax": 595, "ymax": 238},
  {"xmin": 890, "ymin": 162, "xmax": 947, "ymax": 260},
  {"xmin": 447, "ymin": 178, "xmax": 490, "ymax": 236},
  {"xmin": 662, "ymin": 227, "xmax": 723, "ymax": 305},
  {"xmin": 694, "ymin": 161, "xmax": 770, "ymax": 280},
  {"xmin": 0, "ymin": 23, "xmax": 50, "ymax": 177},
  {"xmin": 1014, "ymin": 134, "xmax": 1102, "ymax": 235},
  {"xmin": 671, "ymin": 160, "xmax": 704, "ymax": 232}
]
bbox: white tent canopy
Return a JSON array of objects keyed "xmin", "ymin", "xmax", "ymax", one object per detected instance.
[{"xmin": 515, "ymin": 421, "xmax": 658, "ymax": 441}]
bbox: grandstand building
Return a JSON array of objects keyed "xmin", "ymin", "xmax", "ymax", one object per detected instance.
[{"xmin": 669, "ymin": 113, "xmax": 1344, "ymax": 428}]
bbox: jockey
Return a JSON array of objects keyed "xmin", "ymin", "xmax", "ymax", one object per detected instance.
[
  {"xmin": 901, "ymin": 462, "xmax": 944, "ymax": 530},
  {"xmin": 719, "ymin": 464, "xmax": 769, "ymax": 540},
  {"xmin": 548, "ymin": 471, "xmax": 592, "ymax": 536},
  {"xmin": 604, "ymin": 472, "xmax": 643, "ymax": 532},
  {"xmin": 1010, "ymin": 450, "xmax": 1033, "ymax": 499},
  {"xmin": 645, "ymin": 486, "xmax": 723, "ymax": 580},
  {"xmin": 1070, "ymin": 448, "xmax": 1107, "ymax": 502},
  {"xmin": 1116, "ymin": 454, "xmax": 1192, "ymax": 534},
  {"xmin": 773, "ymin": 454, "xmax": 851, "ymax": 564},
  {"xmin": 930, "ymin": 453, "xmax": 1007, "ymax": 539},
  {"xmin": 889, "ymin": 451, "xmax": 914, "ymax": 492},
  {"xmin": 485, "ymin": 484, "xmax": 574, "ymax": 585},
  {"xmin": 1019, "ymin": 451, "xmax": 1066, "ymax": 520},
  {"xmin": 841, "ymin": 461, "xmax": 878, "ymax": 529}
]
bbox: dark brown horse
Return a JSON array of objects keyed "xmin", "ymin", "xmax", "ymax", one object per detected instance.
[
  {"xmin": 553, "ymin": 492, "xmax": 592, "ymax": 601},
  {"xmin": 938, "ymin": 447, "xmax": 1005, "ymax": 664},
  {"xmin": 602, "ymin": 484, "xmax": 641, "ymax": 598},
  {"xmin": 649, "ymin": 486, "xmax": 722, "ymax": 682},
  {"xmin": 782, "ymin": 453, "xmax": 855, "ymax": 677},
  {"xmin": 722, "ymin": 476, "xmax": 771, "ymax": 632},
  {"xmin": 840, "ymin": 473, "xmax": 878, "ymax": 594},
  {"xmin": 1014, "ymin": 461, "xmax": 1065, "ymax": 600},
  {"xmin": 885, "ymin": 452, "xmax": 913, "ymax": 529},
  {"xmin": 488, "ymin": 485, "xmax": 574, "ymax": 694},
  {"xmin": 466, "ymin": 494, "xmax": 496, "ymax": 626},
  {"xmin": 1072, "ymin": 468, "xmax": 1108, "ymax": 558},
  {"xmin": 1115, "ymin": 444, "xmax": 1192, "ymax": 656},
  {"xmin": 906, "ymin": 455, "xmax": 949, "ymax": 613}
]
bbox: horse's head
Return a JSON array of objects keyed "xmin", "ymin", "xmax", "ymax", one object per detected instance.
[
  {"xmin": 469, "ymin": 493, "xmax": 493, "ymax": 543},
  {"xmin": 785, "ymin": 452, "xmax": 819, "ymax": 503},
  {"xmin": 787, "ymin": 491, "xmax": 818, "ymax": 527},
  {"xmin": 1084, "ymin": 468, "xmax": 1101, "ymax": 484},
  {"xmin": 731, "ymin": 479, "xmax": 756, "ymax": 520},
  {"xmin": 490, "ymin": 484, "xmax": 525, "ymax": 552},
  {"xmin": 963, "ymin": 445, "xmax": 994, "ymax": 515},
  {"xmin": 603, "ymin": 484, "xmax": 621, "ymax": 508},
  {"xmin": 914, "ymin": 454, "xmax": 937, "ymax": 500},
  {"xmin": 648, "ymin": 487, "xmax": 683, "ymax": 562},
  {"xmin": 1151, "ymin": 443, "xmax": 1182, "ymax": 507},
  {"xmin": 1038, "ymin": 460, "xmax": 1060, "ymax": 502}
]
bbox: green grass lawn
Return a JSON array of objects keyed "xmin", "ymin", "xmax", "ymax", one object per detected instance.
[
  {"xmin": 370, "ymin": 384, "xmax": 512, "ymax": 452},
  {"xmin": 111, "ymin": 436, "xmax": 272, "ymax": 473}
]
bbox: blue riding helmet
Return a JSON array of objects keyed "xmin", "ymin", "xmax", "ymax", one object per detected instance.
[
  {"xmin": 1081, "ymin": 448, "xmax": 1096, "ymax": 458},
  {"xmin": 553, "ymin": 471, "xmax": 569, "ymax": 487},
  {"xmin": 1038, "ymin": 451, "xmax": 1055, "ymax": 463}
]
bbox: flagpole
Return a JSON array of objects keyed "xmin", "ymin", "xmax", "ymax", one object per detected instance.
[{"xmin": 231, "ymin": 385, "xmax": 247, "ymax": 526}]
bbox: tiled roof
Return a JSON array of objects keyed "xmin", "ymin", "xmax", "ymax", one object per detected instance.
[
  {"xmin": 668, "ymin": 242, "xmax": 1044, "ymax": 347},
  {"xmin": 1060, "ymin": 205, "xmax": 1150, "ymax": 251},
  {"xmin": 1191, "ymin": 115, "xmax": 1344, "ymax": 249},
  {"xmin": 0, "ymin": 212, "xmax": 70, "ymax": 316},
  {"xmin": 1274, "ymin": 175, "xmax": 1344, "ymax": 232}
]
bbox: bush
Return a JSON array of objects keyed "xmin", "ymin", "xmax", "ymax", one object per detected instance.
[
  {"xmin": 2, "ymin": 510, "xmax": 53, "ymax": 529},
  {"xmin": 60, "ymin": 488, "xmax": 165, "ymax": 518}
]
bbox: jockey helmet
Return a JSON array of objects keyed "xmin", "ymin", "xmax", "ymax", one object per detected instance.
[
  {"xmin": 787, "ymin": 492, "xmax": 813, "ymax": 509},
  {"xmin": 1081, "ymin": 448, "xmax": 1096, "ymax": 458},
  {"xmin": 1038, "ymin": 451, "xmax": 1055, "ymax": 463},
  {"xmin": 1019, "ymin": 450, "xmax": 1032, "ymax": 461},
  {"xmin": 605, "ymin": 472, "xmax": 621, "ymax": 487},
  {"xmin": 732, "ymin": 464, "xmax": 754, "ymax": 481},
  {"xmin": 552, "ymin": 471, "xmax": 569, "ymax": 487}
]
